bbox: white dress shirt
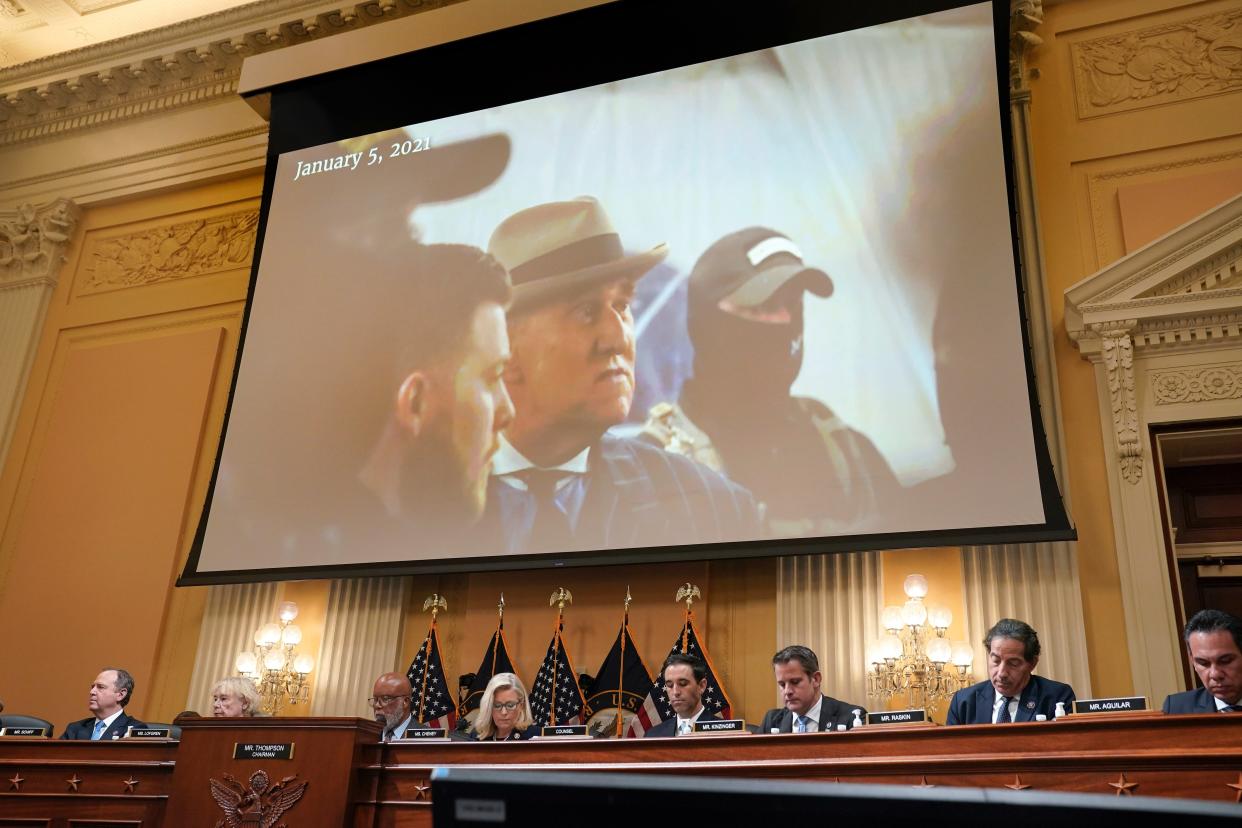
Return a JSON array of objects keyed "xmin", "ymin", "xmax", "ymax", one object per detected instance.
[
  {"xmin": 94, "ymin": 709, "xmax": 125, "ymax": 739},
  {"xmin": 991, "ymin": 692, "xmax": 1019, "ymax": 723},
  {"xmin": 675, "ymin": 705, "xmax": 707, "ymax": 735},
  {"xmin": 793, "ymin": 696, "xmax": 823, "ymax": 732}
]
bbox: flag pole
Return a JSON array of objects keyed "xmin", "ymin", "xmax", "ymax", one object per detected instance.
[
  {"xmin": 491, "ymin": 593, "xmax": 505, "ymax": 677},
  {"xmin": 418, "ymin": 594, "xmax": 447, "ymax": 723},
  {"xmin": 617, "ymin": 585, "xmax": 632, "ymax": 738},
  {"xmin": 548, "ymin": 587, "xmax": 572, "ymax": 726},
  {"xmin": 676, "ymin": 583, "xmax": 700, "ymax": 653}
]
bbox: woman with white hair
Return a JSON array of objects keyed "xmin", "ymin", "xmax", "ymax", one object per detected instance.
[
  {"xmin": 210, "ymin": 676, "xmax": 263, "ymax": 717},
  {"xmin": 471, "ymin": 672, "xmax": 537, "ymax": 741}
]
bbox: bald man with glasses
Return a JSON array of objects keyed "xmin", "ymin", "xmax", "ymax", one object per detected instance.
[{"xmin": 370, "ymin": 672, "xmax": 415, "ymax": 742}]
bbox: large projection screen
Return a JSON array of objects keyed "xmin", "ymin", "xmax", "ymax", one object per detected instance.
[{"xmin": 182, "ymin": 0, "xmax": 1073, "ymax": 584}]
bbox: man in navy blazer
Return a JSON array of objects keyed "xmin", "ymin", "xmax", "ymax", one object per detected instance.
[
  {"xmin": 482, "ymin": 197, "xmax": 759, "ymax": 558},
  {"xmin": 760, "ymin": 645, "xmax": 866, "ymax": 733},
  {"xmin": 945, "ymin": 619, "xmax": 1075, "ymax": 725},
  {"xmin": 61, "ymin": 668, "xmax": 145, "ymax": 740},
  {"xmin": 1163, "ymin": 609, "xmax": 1242, "ymax": 714},
  {"xmin": 644, "ymin": 653, "xmax": 719, "ymax": 737}
]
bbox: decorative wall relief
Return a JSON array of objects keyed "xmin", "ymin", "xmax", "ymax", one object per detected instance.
[
  {"xmin": 1152, "ymin": 363, "xmax": 1242, "ymax": 404},
  {"xmin": 1098, "ymin": 324, "xmax": 1142, "ymax": 484},
  {"xmin": 1072, "ymin": 8, "xmax": 1242, "ymax": 118},
  {"xmin": 79, "ymin": 208, "xmax": 257, "ymax": 293}
]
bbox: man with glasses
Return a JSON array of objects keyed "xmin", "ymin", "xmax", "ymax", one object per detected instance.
[{"xmin": 369, "ymin": 672, "xmax": 415, "ymax": 741}]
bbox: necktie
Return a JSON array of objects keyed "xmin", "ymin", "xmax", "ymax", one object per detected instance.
[
  {"xmin": 1222, "ymin": 705, "xmax": 1242, "ymax": 713},
  {"xmin": 91, "ymin": 719, "xmax": 107, "ymax": 740},
  {"xmin": 996, "ymin": 696, "xmax": 1013, "ymax": 724},
  {"xmin": 521, "ymin": 469, "xmax": 573, "ymax": 552},
  {"xmin": 794, "ymin": 714, "xmax": 811, "ymax": 733},
  {"xmin": 677, "ymin": 719, "xmax": 692, "ymax": 736}
]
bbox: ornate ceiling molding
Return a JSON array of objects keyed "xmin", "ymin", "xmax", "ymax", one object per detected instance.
[{"xmin": 0, "ymin": 0, "xmax": 462, "ymax": 147}]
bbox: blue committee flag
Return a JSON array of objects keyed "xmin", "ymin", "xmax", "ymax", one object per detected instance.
[
  {"xmin": 458, "ymin": 616, "xmax": 517, "ymax": 728},
  {"xmin": 585, "ymin": 612, "xmax": 651, "ymax": 738}
]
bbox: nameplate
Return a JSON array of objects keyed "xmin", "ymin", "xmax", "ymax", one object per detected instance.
[
  {"xmin": 540, "ymin": 725, "xmax": 588, "ymax": 737},
  {"xmin": 397, "ymin": 727, "xmax": 447, "ymax": 740},
  {"xmin": 693, "ymin": 718, "xmax": 746, "ymax": 733},
  {"xmin": 867, "ymin": 709, "xmax": 927, "ymax": 725},
  {"xmin": 1073, "ymin": 696, "xmax": 1148, "ymax": 714},
  {"xmin": 126, "ymin": 727, "xmax": 171, "ymax": 738},
  {"xmin": 233, "ymin": 742, "xmax": 294, "ymax": 759},
  {"xmin": 0, "ymin": 727, "xmax": 48, "ymax": 737}
]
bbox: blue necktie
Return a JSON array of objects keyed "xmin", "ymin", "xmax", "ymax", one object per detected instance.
[
  {"xmin": 91, "ymin": 719, "xmax": 107, "ymax": 740},
  {"xmin": 794, "ymin": 714, "xmax": 811, "ymax": 733},
  {"xmin": 996, "ymin": 697, "xmax": 1013, "ymax": 723}
]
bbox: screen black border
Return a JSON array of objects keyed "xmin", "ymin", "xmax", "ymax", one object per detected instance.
[{"xmin": 179, "ymin": 0, "xmax": 1074, "ymax": 586}]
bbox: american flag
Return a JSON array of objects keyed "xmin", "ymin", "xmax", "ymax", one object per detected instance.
[
  {"xmin": 624, "ymin": 612, "xmax": 732, "ymax": 738},
  {"xmin": 406, "ymin": 619, "xmax": 457, "ymax": 730},
  {"xmin": 528, "ymin": 622, "xmax": 585, "ymax": 727},
  {"xmin": 458, "ymin": 619, "xmax": 517, "ymax": 722}
]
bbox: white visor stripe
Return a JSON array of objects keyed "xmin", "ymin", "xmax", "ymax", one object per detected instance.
[{"xmin": 745, "ymin": 236, "xmax": 803, "ymax": 268}]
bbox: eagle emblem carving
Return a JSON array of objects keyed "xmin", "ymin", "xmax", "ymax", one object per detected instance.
[{"xmin": 209, "ymin": 770, "xmax": 308, "ymax": 828}]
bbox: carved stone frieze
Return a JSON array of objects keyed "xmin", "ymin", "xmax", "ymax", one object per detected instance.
[
  {"xmin": 1151, "ymin": 363, "xmax": 1242, "ymax": 405},
  {"xmin": 0, "ymin": 0, "xmax": 463, "ymax": 147},
  {"xmin": 79, "ymin": 208, "xmax": 258, "ymax": 294},
  {"xmin": 0, "ymin": 197, "xmax": 79, "ymax": 289},
  {"xmin": 1097, "ymin": 323, "xmax": 1142, "ymax": 484},
  {"xmin": 1071, "ymin": 8, "xmax": 1242, "ymax": 119}
]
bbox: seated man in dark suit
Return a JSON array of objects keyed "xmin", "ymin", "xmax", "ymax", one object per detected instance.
[
  {"xmin": 61, "ymin": 668, "xmax": 144, "ymax": 740},
  {"xmin": 480, "ymin": 196, "xmax": 760, "ymax": 557},
  {"xmin": 760, "ymin": 645, "xmax": 865, "ymax": 733},
  {"xmin": 945, "ymin": 619, "xmax": 1074, "ymax": 725},
  {"xmin": 644, "ymin": 653, "xmax": 719, "ymax": 738},
  {"xmin": 1163, "ymin": 609, "xmax": 1242, "ymax": 714}
]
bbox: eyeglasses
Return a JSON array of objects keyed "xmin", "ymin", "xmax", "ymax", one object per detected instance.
[
  {"xmin": 493, "ymin": 701, "xmax": 521, "ymax": 712},
  {"xmin": 368, "ymin": 695, "xmax": 404, "ymax": 706}
]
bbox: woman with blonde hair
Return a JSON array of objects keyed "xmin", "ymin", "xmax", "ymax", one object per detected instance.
[
  {"xmin": 472, "ymin": 673, "xmax": 537, "ymax": 741},
  {"xmin": 210, "ymin": 676, "xmax": 263, "ymax": 717}
]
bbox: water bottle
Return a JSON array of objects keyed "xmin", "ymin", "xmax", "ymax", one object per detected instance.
[
  {"xmin": 1053, "ymin": 701, "xmax": 1066, "ymax": 719},
  {"xmin": 851, "ymin": 709, "xmax": 863, "ymax": 728}
]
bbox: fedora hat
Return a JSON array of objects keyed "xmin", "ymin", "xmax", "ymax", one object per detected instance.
[{"xmin": 487, "ymin": 196, "xmax": 668, "ymax": 312}]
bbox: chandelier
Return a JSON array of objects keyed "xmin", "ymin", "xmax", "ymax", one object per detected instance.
[
  {"xmin": 866, "ymin": 574, "xmax": 974, "ymax": 713},
  {"xmin": 234, "ymin": 601, "xmax": 315, "ymax": 715}
]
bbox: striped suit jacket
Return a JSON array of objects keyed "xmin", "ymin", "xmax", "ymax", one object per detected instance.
[{"xmin": 480, "ymin": 434, "xmax": 760, "ymax": 556}]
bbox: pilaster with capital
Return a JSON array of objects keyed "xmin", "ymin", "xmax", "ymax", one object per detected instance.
[
  {"xmin": 0, "ymin": 197, "xmax": 79, "ymax": 470},
  {"xmin": 1095, "ymin": 322, "xmax": 1142, "ymax": 484}
]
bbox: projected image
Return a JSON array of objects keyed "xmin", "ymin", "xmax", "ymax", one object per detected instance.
[{"xmin": 197, "ymin": 2, "xmax": 1047, "ymax": 574}]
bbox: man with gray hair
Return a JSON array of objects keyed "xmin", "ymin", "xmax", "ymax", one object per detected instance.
[
  {"xmin": 760, "ymin": 645, "xmax": 866, "ymax": 733},
  {"xmin": 1163, "ymin": 609, "xmax": 1242, "ymax": 714},
  {"xmin": 62, "ymin": 668, "xmax": 144, "ymax": 740},
  {"xmin": 945, "ymin": 618, "xmax": 1075, "ymax": 725}
]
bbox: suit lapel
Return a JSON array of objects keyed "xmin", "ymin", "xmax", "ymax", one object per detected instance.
[
  {"xmin": 1197, "ymin": 687, "xmax": 1218, "ymax": 713},
  {"xmin": 1015, "ymin": 678, "xmax": 1038, "ymax": 723},
  {"xmin": 779, "ymin": 708, "xmax": 793, "ymax": 734},
  {"xmin": 581, "ymin": 438, "xmax": 653, "ymax": 549},
  {"xmin": 976, "ymin": 684, "xmax": 996, "ymax": 724}
]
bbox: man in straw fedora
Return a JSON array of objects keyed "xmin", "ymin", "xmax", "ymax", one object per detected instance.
[{"xmin": 477, "ymin": 196, "xmax": 759, "ymax": 556}]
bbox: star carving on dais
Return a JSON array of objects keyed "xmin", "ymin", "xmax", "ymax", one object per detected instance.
[
  {"xmin": 1108, "ymin": 772, "xmax": 1138, "ymax": 796},
  {"xmin": 8, "ymin": 773, "xmax": 23, "ymax": 791},
  {"xmin": 913, "ymin": 776, "xmax": 935, "ymax": 788},
  {"xmin": 1226, "ymin": 773, "xmax": 1242, "ymax": 803},
  {"xmin": 413, "ymin": 781, "xmax": 431, "ymax": 801},
  {"xmin": 66, "ymin": 773, "xmax": 82, "ymax": 792},
  {"xmin": 1004, "ymin": 775, "xmax": 1032, "ymax": 791},
  {"xmin": 123, "ymin": 776, "xmax": 140, "ymax": 793}
]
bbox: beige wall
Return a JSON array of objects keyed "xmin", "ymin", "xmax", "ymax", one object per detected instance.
[{"xmin": 1027, "ymin": 0, "xmax": 1242, "ymax": 695}]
